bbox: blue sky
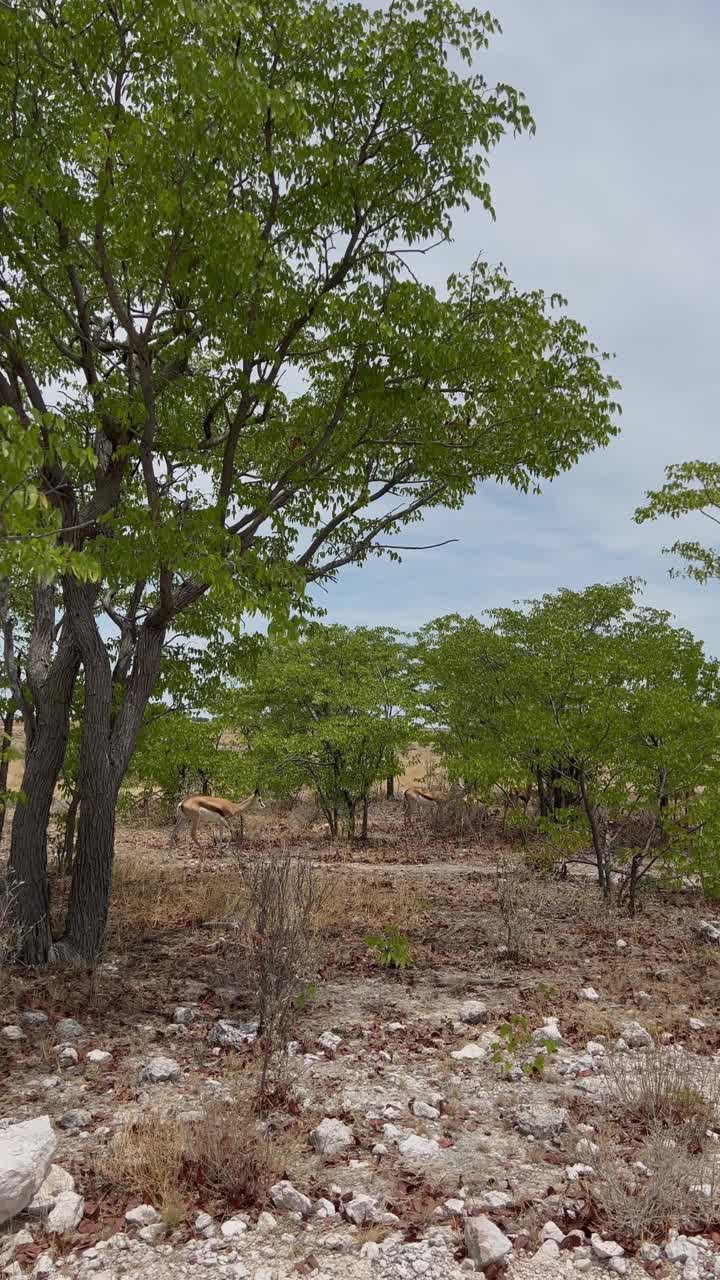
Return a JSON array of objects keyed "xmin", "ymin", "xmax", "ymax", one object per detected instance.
[{"xmin": 311, "ymin": 0, "xmax": 720, "ymax": 654}]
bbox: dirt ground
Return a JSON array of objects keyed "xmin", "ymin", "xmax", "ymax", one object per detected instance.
[{"xmin": 3, "ymin": 797, "xmax": 720, "ymax": 1278}]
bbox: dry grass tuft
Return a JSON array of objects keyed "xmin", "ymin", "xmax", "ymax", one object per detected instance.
[
  {"xmin": 103, "ymin": 1096, "xmax": 279, "ymax": 1218},
  {"xmin": 107, "ymin": 852, "xmax": 248, "ymax": 941},
  {"xmin": 593, "ymin": 1123, "xmax": 720, "ymax": 1244},
  {"xmin": 603, "ymin": 1048, "xmax": 720, "ymax": 1150}
]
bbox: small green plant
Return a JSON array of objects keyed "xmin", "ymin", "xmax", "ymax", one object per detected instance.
[
  {"xmin": 365, "ymin": 926, "xmax": 413, "ymax": 970},
  {"xmin": 293, "ymin": 981, "xmax": 319, "ymax": 1011},
  {"xmin": 490, "ymin": 1014, "xmax": 557, "ymax": 1078}
]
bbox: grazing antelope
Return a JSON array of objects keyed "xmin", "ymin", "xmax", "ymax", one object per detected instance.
[
  {"xmin": 402, "ymin": 786, "xmax": 441, "ymax": 827},
  {"xmin": 172, "ymin": 789, "xmax": 265, "ymax": 851}
]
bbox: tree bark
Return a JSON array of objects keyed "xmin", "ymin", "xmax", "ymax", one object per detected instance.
[
  {"xmin": 0, "ymin": 707, "xmax": 15, "ymax": 846},
  {"xmin": 61, "ymin": 581, "xmax": 166, "ymax": 964},
  {"xmin": 8, "ymin": 630, "xmax": 80, "ymax": 963},
  {"xmin": 386, "ymin": 775, "xmax": 394, "ymax": 799},
  {"xmin": 58, "ymin": 788, "xmax": 80, "ymax": 876},
  {"xmin": 361, "ymin": 795, "xmax": 369, "ymax": 841}
]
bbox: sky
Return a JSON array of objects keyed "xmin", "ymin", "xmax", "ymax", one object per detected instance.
[{"xmin": 312, "ymin": 0, "xmax": 720, "ymax": 655}]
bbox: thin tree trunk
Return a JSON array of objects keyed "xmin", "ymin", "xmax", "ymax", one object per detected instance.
[
  {"xmin": 386, "ymin": 776, "xmax": 394, "ymax": 799},
  {"xmin": 361, "ymin": 795, "xmax": 369, "ymax": 841},
  {"xmin": 0, "ymin": 707, "xmax": 15, "ymax": 846},
  {"xmin": 9, "ymin": 630, "xmax": 79, "ymax": 964},
  {"xmin": 62, "ymin": 582, "xmax": 166, "ymax": 964}
]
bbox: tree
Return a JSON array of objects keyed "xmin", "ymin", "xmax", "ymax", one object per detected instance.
[
  {"xmin": 226, "ymin": 624, "xmax": 414, "ymax": 837},
  {"xmin": 417, "ymin": 586, "xmax": 720, "ymax": 904},
  {"xmin": 126, "ymin": 708, "xmax": 226, "ymax": 820},
  {"xmin": 635, "ymin": 461, "xmax": 720, "ymax": 586},
  {"xmin": 0, "ymin": 0, "xmax": 620, "ymax": 962}
]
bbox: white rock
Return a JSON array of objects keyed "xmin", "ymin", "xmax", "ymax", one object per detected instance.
[
  {"xmin": 411, "ymin": 1100, "xmax": 440, "ymax": 1121},
  {"xmin": 46, "ymin": 1190, "xmax": 84, "ymax": 1234},
  {"xmin": 565, "ymin": 1163, "xmax": 594, "ymax": 1181},
  {"xmin": 398, "ymin": 1135, "xmax": 441, "ymax": 1159},
  {"xmin": 616, "ymin": 938, "xmax": 627, "ymax": 950},
  {"xmin": 194, "ymin": 1212, "xmax": 213, "ymax": 1232},
  {"xmin": 513, "ymin": 1105, "xmax": 568, "ymax": 1140},
  {"xmin": 591, "ymin": 1233, "xmax": 625, "ymax": 1260},
  {"xmin": 56, "ymin": 1046, "xmax": 78, "ymax": 1068},
  {"xmin": 619, "ymin": 1021, "xmax": 653, "ymax": 1048},
  {"xmin": 541, "ymin": 1222, "xmax": 565, "ymax": 1243},
  {"xmin": 207, "ymin": 1019, "xmax": 258, "ymax": 1049},
  {"xmin": 608, "ymin": 1259, "xmax": 628, "ymax": 1276},
  {"xmin": 39, "ymin": 1075, "xmax": 62, "ymax": 1089},
  {"xmin": 313, "ymin": 1199, "xmax": 336, "ymax": 1219},
  {"xmin": 22, "ymin": 1012, "xmax": 48, "ymax": 1027},
  {"xmin": 255, "ymin": 1211, "xmax": 278, "ymax": 1231},
  {"xmin": 689, "ymin": 1017, "xmax": 707, "ymax": 1031},
  {"xmin": 464, "ymin": 1215, "xmax": 512, "ymax": 1269},
  {"xmin": 693, "ymin": 920, "xmax": 720, "ymax": 945},
  {"xmin": 311, "ymin": 1118, "xmax": 353, "ymax": 1156},
  {"xmin": 480, "ymin": 1191, "xmax": 512, "ymax": 1209},
  {"xmin": 443, "ymin": 1198, "xmax": 465, "ymax": 1217},
  {"xmin": 125, "ymin": 1205, "xmax": 160, "ymax": 1226},
  {"xmin": 639, "ymin": 1242, "xmax": 662, "ymax": 1262},
  {"xmin": 345, "ymin": 1195, "xmax": 379, "ymax": 1226},
  {"xmin": 318, "ymin": 1031, "xmax": 342, "ymax": 1053},
  {"xmin": 666, "ymin": 1237, "xmax": 698, "ymax": 1263},
  {"xmin": 532, "ymin": 1239, "xmax": 560, "ymax": 1265},
  {"xmin": 383, "ymin": 1123, "xmax": 402, "ymax": 1143},
  {"xmin": 451, "ymin": 1043, "xmax": 486, "ymax": 1061},
  {"xmin": 137, "ymin": 1223, "xmax": 165, "ymax": 1244},
  {"xmin": 55, "ymin": 1019, "xmax": 84, "ymax": 1040},
  {"xmin": 360, "ymin": 1241, "xmax": 381, "ymax": 1261},
  {"xmin": 173, "ymin": 1007, "xmax": 194, "ymax": 1025},
  {"xmin": 580, "ymin": 987, "xmax": 600, "ymax": 1002},
  {"xmin": 532, "ymin": 1019, "xmax": 563, "ymax": 1045},
  {"xmin": 459, "ymin": 1001, "xmax": 488, "ymax": 1025},
  {"xmin": 2, "ymin": 1025, "xmax": 25, "ymax": 1041},
  {"xmin": 576, "ymin": 1138, "xmax": 599, "ymax": 1161},
  {"xmin": 59, "ymin": 1109, "xmax": 91, "ymax": 1131},
  {"xmin": 0, "ymin": 1116, "xmax": 58, "ymax": 1227},
  {"xmin": 139, "ymin": 1056, "xmax": 181, "ymax": 1083},
  {"xmin": 270, "ymin": 1181, "xmax": 312, "ymax": 1216},
  {"xmin": 586, "ymin": 1040, "xmax": 606, "ymax": 1056},
  {"xmin": 86, "ymin": 1049, "xmax": 112, "ymax": 1065},
  {"xmin": 27, "ymin": 1165, "xmax": 76, "ymax": 1219},
  {"xmin": 220, "ymin": 1217, "xmax": 248, "ymax": 1238},
  {"xmin": 372, "ymin": 1143, "xmax": 388, "ymax": 1157},
  {"xmin": 32, "ymin": 1252, "xmax": 55, "ymax": 1276}
]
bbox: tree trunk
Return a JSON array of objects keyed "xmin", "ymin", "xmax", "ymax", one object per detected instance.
[
  {"xmin": 9, "ymin": 631, "xmax": 80, "ymax": 964},
  {"xmin": 58, "ymin": 789, "xmax": 80, "ymax": 876},
  {"xmin": 0, "ymin": 707, "xmax": 15, "ymax": 846},
  {"xmin": 386, "ymin": 775, "xmax": 394, "ymax": 799},
  {"xmin": 361, "ymin": 795, "xmax": 369, "ymax": 841},
  {"xmin": 61, "ymin": 581, "xmax": 166, "ymax": 964}
]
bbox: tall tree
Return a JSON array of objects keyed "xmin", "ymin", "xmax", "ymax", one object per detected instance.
[
  {"xmin": 636, "ymin": 461, "xmax": 720, "ymax": 586},
  {"xmin": 0, "ymin": 0, "xmax": 620, "ymax": 962}
]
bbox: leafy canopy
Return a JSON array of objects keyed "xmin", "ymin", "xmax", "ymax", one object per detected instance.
[{"xmin": 636, "ymin": 461, "xmax": 720, "ymax": 586}]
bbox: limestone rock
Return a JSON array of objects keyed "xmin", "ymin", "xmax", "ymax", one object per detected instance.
[
  {"xmin": 27, "ymin": 1165, "xmax": 75, "ymax": 1220},
  {"xmin": 311, "ymin": 1118, "xmax": 353, "ymax": 1157},
  {"xmin": 398, "ymin": 1134, "xmax": 441, "ymax": 1159},
  {"xmin": 0, "ymin": 1116, "xmax": 57, "ymax": 1227},
  {"xmin": 619, "ymin": 1021, "xmax": 652, "ymax": 1048},
  {"xmin": 464, "ymin": 1215, "xmax": 512, "ymax": 1269},
  {"xmin": 125, "ymin": 1205, "xmax": 160, "ymax": 1226},
  {"xmin": 46, "ymin": 1190, "xmax": 84, "ymax": 1234},
  {"xmin": 2, "ymin": 1026, "xmax": 25, "ymax": 1042},
  {"xmin": 58, "ymin": 1109, "xmax": 91, "ymax": 1132},
  {"xmin": 451, "ymin": 1043, "xmax": 486, "ymax": 1061},
  {"xmin": 139, "ymin": 1056, "xmax": 181, "ymax": 1084},
  {"xmin": 86, "ymin": 1050, "xmax": 112, "ymax": 1065},
  {"xmin": 208, "ymin": 1019, "xmax": 258, "ymax": 1049},
  {"xmin": 513, "ymin": 1104, "xmax": 568, "ymax": 1140},
  {"xmin": 270, "ymin": 1181, "xmax": 312, "ymax": 1216},
  {"xmin": 459, "ymin": 1001, "xmax": 488, "ymax": 1025},
  {"xmin": 345, "ymin": 1195, "xmax": 379, "ymax": 1226},
  {"xmin": 693, "ymin": 920, "xmax": 720, "ymax": 945},
  {"xmin": 318, "ymin": 1031, "xmax": 342, "ymax": 1053},
  {"xmin": 55, "ymin": 1019, "xmax": 84, "ymax": 1040},
  {"xmin": 591, "ymin": 1233, "xmax": 625, "ymax": 1260},
  {"xmin": 56, "ymin": 1047, "xmax": 78, "ymax": 1069},
  {"xmin": 22, "ymin": 1012, "xmax": 48, "ymax": 1028}
]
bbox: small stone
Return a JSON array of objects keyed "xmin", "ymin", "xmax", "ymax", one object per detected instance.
[
  {"xmin": 459, "ymin": 1001, "xmax": 488, "ymax": 1025},
  {"xmin": 619, "ymin": 1021, "xmax": 653, "ymax": 1048},
  {"xmin": 372, "ymin": 1143, "xmax": 387, "ymax": 1157},
  {"xmin": 55, "ymin": 1018, "xmax": 83, "ymax": 1040},
  {"xmin": 586, "ymin": 1040, "xmax": 605, "ymax": 1056},
  {"xmin": 692, "ymin": 920, "xmax": 720, "ymax": 945},
  {"xmin": 666, "ymin": 1237, "xmax": 698, "ymax": 1264},
  {"xmin": 318, "ymin": 1031, "xmax": 342, "ymax": 1053},
  {"xmin": 139, "ymin": 1056, "xmax": 181, "ymax": 1084},
  {"xmin": 345, "ymin": 1195, "xmax": 378, "ymax": 1226},
  {"xmin": 137, "ymin": 1223, "xmax": 165, "ymax": 1244},
  {"xmin": 311, "ymin": 1118, "xmax": 353, "ymax": 1156},
  {"xmin": 411, "ymin": 1100, "xmax": 440, "ymax": 1121},
  {"xmin": 532, "ymin": 1018, "xmax": 563, "ymax": 1045},
  {"xmin": 532, "ymin": 1240, "xmax": 560, "ymax": 1265},
  {"xmin": 398, "ymin": 1135, "xmax": 441, "ymax": 1159},
  {"xmin": 608, "ymin": 1260, "xmax": 627, "ymax": 1276},
  {"xmin": 360, "ymin": 1242, "xmax": 380, "ymax": 1261},
  {"xmin": 451, "ymin": 1044, "xmax": 486, "ymax": 1061},
  {"xmin": 2, "ymin": 1025, "xmax": 25, "ymax": 1041},
  {"xmin": 39, "ymin": 1075, "xmax": 62, "ymax": 1089},
  {"xmin": 565, "ymin": 1163, "xmax": 594, "ymax": 1182},
  {"xmin": 194, "ymin": 1212, "xmax": 213, "ymax": 1232},
  {"xmin": 46, "ymin": 1190, "xmax": 84, "ymax": 1234},
  {"xmin": 58, "ymin": 1109, "xmax": 91, "ymax": 1132},
  {"xmin": 125, "ymin": 1205, "xmax": 160, "ymax": 1226},
  {"xmin": 480, "ymin": 1191, "xmax": 512, "ymax": 1209},
  {"xmin": 443, "ymin": 1198, "xmax": 465, "ymax": 1218},
  {"xmin": 22, "ymin": 1011, "xmax": 49, "ymax": 1027},
  {"xmin": 32, "ymin": 1252, "xmax": 55, "ymax": 1276},
  {"xmin": 255, "ymin": 1211, "xmax": 278, "ymax": 1231},
  {"xmin": 591, "ymin": 1233, "xmax": 625, "ymax": 1260},
  {"xmin": 270, "ymin": 1181, "xmax": 313, "ymax": 1216},
  {"xmin": 173, "ymin": 1007, "xmax": 195, "ymax": 1025},
  {"xmin": 464, "ymin": 1216, "xmax": 512, "ymax": 1269},
  {"xmin": 616, "ymin": 939, "xmax": 627, "ymax": 950},
  {"xmin": 640, "ymin": 1242, "xmax": 662, "ymax": 1262},
  {"xmin": 56, "ymin": 1046, "xmax": 78, "ymax": 1068},
  {"xmin": 314, "ymin": 1198, "xmax": 336, "ymax": 1219},
  {"xmin": 689, "ymin": 1017, "xmax": 707, "ymax": 1031},
  {"xmin": 541, "ymin": 1222, "xmax": 564, "ymax": 1243},
  {"xmin": 27, "ymin": 1165, "xmax": 76, "ymax": 1220},
  {"xmin": 86, "ymin": 1049, "xmax": 112, "ymax": 1065},
  {"xmin": 207, "ymin": 1019, "xmax": 258, "ymax": 1049},
  {"xmin": 580, "ymin": 987, "xmax": 600, "ymax": 1002},
  {"xmin": 220, "ymin": 1217, "xmax": 248, "ymax": 1238},
  {"xmin": 513, "ymin": 1104, "xmax": 568, "ymax": 1140}
]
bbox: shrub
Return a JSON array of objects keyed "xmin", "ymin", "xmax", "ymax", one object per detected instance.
[
  {"xmin": 365, "ymin": 926, "xmax": 413, "ymax": 970},
  {"xmin": 603, "ymin": 1048, "xmax": 719, "ymax": 1150}
]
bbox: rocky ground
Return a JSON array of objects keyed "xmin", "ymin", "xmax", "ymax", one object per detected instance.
[{"xmin": 3, "ymin": 805, "xmax": 720, "ymax": 1280}]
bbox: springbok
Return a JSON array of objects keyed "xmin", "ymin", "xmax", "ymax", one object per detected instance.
[
  {"xmin": 402, "ymin": 786, "xmax": 441, "ymax": 827},
  {"xmin": 171, "ymin": 789, "xmax": 265, "ymax": 850}
]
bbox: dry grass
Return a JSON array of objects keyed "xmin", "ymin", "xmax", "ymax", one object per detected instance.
[
  {"xmin": 602, "ymin": 1048, "xmax": 720, "ymax": 1149},
  {"xmin": 0, "ymin": 870, "xmax": 18, "ymax": 964},
  {"xmin": 102, "ymin": 1096, "xmax": 280, "ymax": 1220},
  {"xmin": 107, "ymin": 852, "xmax": 248, "ymax": 942},
  {"xmin": 593, "ymin": 1123, "xmax": 720, "ymax": 1244}
]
